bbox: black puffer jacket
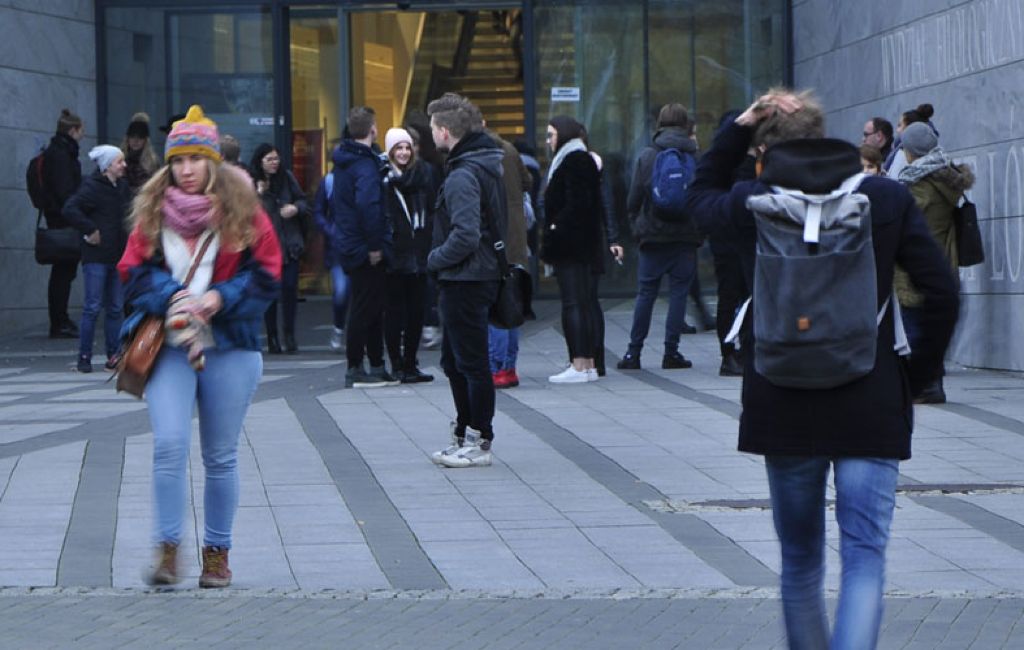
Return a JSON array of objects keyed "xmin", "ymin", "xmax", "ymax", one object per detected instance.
[
  {"xmin": 627, "ymin": 127, "xmax": 702, "ymax": 247},
  {"xmin": 41, "ymin": 132, "xmax": 82, "ymax": 229},
  {"xmin": 540, "ymin": 150, "xmax": 606, "ymax": 271},
  {"xmin": 61, "ymin": 170, "xmax": 131, "ymax": 265},
  {"xmin": 384, "ymin": 161, "xmax": 434, "ymax": 274}
]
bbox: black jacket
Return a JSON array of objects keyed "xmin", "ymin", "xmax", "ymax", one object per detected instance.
[
  {"xmin": 683, "ymin": 122, "xmax": 959, "ymax": 460},
  {"xmin": 627, "ymin": 127, "xmax": 703, "ymax": 247},
  {"xmin": 540, "ymin": 149, "xmax": 606, "ymax": 271},
  {"xmin": 384, "ymin": 161, "xmax": 434, "ymax": 274},
  {"xmin": 61, "ymin": 170, "xmax": 131, "ymax": 265},
  {"xmin": 42, "ymin": 132, "xmax": 82, "ymax": 229},
  {"xmin": 427, "ymin": 131, "xmax": 507, "ymax": 281},
  {"xmin": 257, "ymin": 169, "xmax": 309, "ymax": 263}
]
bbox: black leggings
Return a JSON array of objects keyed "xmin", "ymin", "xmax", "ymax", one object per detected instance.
[
  {"xmin": 264, "ymin": 259, "xmax": 299, "ymax": 336},
  {"xmin": 384, "ymin": 272, "xmax": 427, "ymax": 371},
  {"xmin": 555, "ymin": 262, "xmax": 602, "ymax": 360}
]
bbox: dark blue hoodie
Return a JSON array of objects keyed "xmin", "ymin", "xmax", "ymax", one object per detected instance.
[{"xmin": 330, "ymin": 140, "xmax": 392, "ymax": 272}]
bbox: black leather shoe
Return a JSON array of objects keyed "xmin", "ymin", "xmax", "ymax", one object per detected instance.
[
  {"xmin": 616, "ymin": 353, "xmax": 640, "ymax": 370},
  {"xmin": 719, "ymin": 353, "xmax": 744, "ymax": 377},
  {"xmin": 680, "ymin": 322, "xmax": 697, "ymax": 335},
  {"xmin": 400, "ymin": 368, "xmax": 434, "ymax": 384},
  {"xmin": 267, "ymin": 334, "xmax": 282, "ymax": 354},
  {"xmin": 50, "ymin": 324, "xmax": 78, "ymax": 339},
  {"xmin": 284, "ymin": 333, "xmax": 298, "ymax": 354},
  {"xmin": 662, "ymin": 351, "xmax": 693, "ymax": 369}
]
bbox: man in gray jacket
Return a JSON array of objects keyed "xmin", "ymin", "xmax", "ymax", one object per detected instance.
[{"xmin": 426, "ymin": 93, "xmax": 508, "ymax": 468}]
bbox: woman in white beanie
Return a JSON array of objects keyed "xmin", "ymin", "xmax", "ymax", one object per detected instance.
[
  {"xmin": 382, "ymin": 127, "xmax": 435, "ymax": 382},
  {"xmin": 62, "ymin": 145, "xmax": 131, "ymax": 373}
]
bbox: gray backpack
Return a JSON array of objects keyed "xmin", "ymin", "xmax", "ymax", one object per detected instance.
[{"xmin": 726, "ymin": 173, "xmax": 908, "ymax": 389}]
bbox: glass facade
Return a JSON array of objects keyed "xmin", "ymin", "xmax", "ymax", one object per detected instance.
[{"xmin": 99, "ymin": 0, "xmax": 788, "ymax": 296}]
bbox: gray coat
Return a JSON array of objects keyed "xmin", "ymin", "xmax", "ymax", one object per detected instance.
[
  {"xmin": 428, "ymin": 131, "xmax": 508, "ymax": 281},
  {"xmin": 627, "ymin": 127, "xmax": 703, "ymax": 247}
]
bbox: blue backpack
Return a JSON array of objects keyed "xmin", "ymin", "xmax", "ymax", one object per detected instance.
[{"xmin": 650, "ymin": 147, "xmax": 696, "ymax": 221}]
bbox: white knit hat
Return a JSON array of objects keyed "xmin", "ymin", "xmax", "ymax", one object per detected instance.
[
  {"xmin": 89, "ymin": 145, "xmax": 124, "ymax": 172},
  {"xmin": 384, "ymin": 128, "xmax": 413, "ymax": 155}
]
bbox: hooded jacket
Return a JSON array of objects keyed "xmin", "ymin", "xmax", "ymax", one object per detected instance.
[
  {"xmin": 330, "ymin": 140, "xmax": 391, "ymax": 272},
  {"xmin": 427, "ymin": 131, "xmax": 507, "ymax": 281},
  {"xmin": 62, "ymin": 169, "xmax": 131, "ymax": 265},
  {"xmin": 42, "ymin": 132, "xmax": 82, "ymax": 229},
  {"xmin": 683, "ymin": 121, "xmax": 959, "ymax": 461},
  {"xmin": 627, "ymin": 127, "xmax": 702, "ymax": 246},
  {"xmin": 894, "ymin": 161, "xmax": 975, "ymax": 306}
]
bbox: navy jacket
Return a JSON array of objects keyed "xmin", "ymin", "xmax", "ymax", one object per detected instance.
[
  {"xmin": 330, "ymin": 140, "xmax": 391, "ymax": 272},
  {"xmin": 62, "ymin": 170, "xmax": 131, "ymax": 265},
  {"xmin": 683, "ymin": 122, "xmax": 959, "ymax": 460}
]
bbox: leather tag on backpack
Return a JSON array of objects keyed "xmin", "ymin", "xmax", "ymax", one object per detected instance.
[{"xmin": 797, "ymin": 317, "xmax": 811, "ymax": 331}]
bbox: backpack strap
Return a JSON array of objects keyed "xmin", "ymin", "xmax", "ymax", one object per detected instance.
[{"xmin": 770, "ymin": 172, "xmax": 868, "ymax": 243}]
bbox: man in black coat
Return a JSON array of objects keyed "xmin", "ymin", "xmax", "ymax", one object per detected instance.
[
  {"xmin": 426, "ymin": 93, "xmax": 507, "ymax": 469},
  {"xmin": 683, "ymin": 90, "xmax": 958, "ymax": 649},
  {"xmin": 42, "ymin": 111, "xmax": 86, "ymax": 338}
]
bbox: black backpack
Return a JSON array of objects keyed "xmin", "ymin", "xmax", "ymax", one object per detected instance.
[{"xmin": 26, "ymin": 149, "xmax": 51, "ymax": 212}]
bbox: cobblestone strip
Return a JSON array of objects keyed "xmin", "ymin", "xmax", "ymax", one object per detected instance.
[
  {"xmin": 57, "ymin": 436, "xmax": 124, "ymax": 587},
  {"xmin": 909, "ymin": 495, "xmax": 1024, "ymax": 555},
  {"xmin": 287, "ymin": 393, "xmax": 447, "ymax": 591},
  {"xmin": 497, "ymin": 394, "xmax": 776, "ymax": 588},
  {"xmin": 935, "ymin": 402, "xmax": 1024, "ymax": 438}
]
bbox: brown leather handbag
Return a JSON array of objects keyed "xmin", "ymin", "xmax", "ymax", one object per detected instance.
[{"xmin": 116, "ymin": 233, "xmax": 215, "ymax": 398}]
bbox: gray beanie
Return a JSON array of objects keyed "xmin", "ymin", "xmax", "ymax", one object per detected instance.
[
  {"xmin": 89, "ymin": 145, "xmax": 124, "ymax": 172},
  {"xmin": 901, "ymin": 122, "xmax": 938, "ymax": 157}
]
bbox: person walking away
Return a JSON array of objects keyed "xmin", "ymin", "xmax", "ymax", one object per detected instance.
[
  {"xmin": 895, "ymin": 122, "xmax": 974, "ymax": 404},
  {"xmin": 42, "ymin": 109, "xmax": 86, "ymax": 339},
  {"xmin": 683, "ymin": 89, "xmax": 958, "ymax": 649},
  {"xmin": 117, "ymin": 105, "xmax": 282, "ymax": 588},
  {"xmin": 617, "ymin": 103, "xmax": 702, "ymax": 371},
  {"xmin": 486, "ymin": 127, "xmax": 532, "ymax": 389},
  {"xmin": 63, "ymin": 145, "xmax": 131, "ymax": 373},
  {"xmin": 249, "ymin": 143, "xmax": 309, "ymax": 354},
  {"xmin": 122, "ymin": 112, "xmax": 158, "ymax": 194},
  {"xmin": 381, "ymin": 127, "xmax": 434, "ymax": 383},
  {"xmin": 332, "ymin": 106, "xmax": 396, "ymax": 387},
  {"xmin": 427, "ymin": 93, "xmax": 507, "ymax": 468},
  {"xmin": 312, "ymin": 152, "xmax": 349, "ymax": 354},
  {"xmin": 540, "ymin": 116, "xmax": 606, "ymax": 383}
]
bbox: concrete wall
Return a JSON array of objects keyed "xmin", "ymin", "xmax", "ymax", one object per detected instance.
[
  {"xmin": 793, "ymin": 0, "xmax": 1024, "ymax": 370},
  {"xmin": 0, "ymin": 2, "xmax": 95, "ymax": 335}
]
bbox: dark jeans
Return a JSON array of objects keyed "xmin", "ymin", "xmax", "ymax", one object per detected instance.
[
  {"xmin": 78, "ymin": 262, "xmax": 123, "ymax": 359},
  {"xmin": 555, "ymin": 262, "xmax": 602, "ymax": 360},
  {"xmin": 711, "ymin": 237, "xmax": 749, "ymax": 355},
  {"xmin": 346, "ymin": 262, "xmax": 387, "ymax": 369},
  {"xmin": 440, "ymin": 280, "xmax": 498, "ymax": 439},
  {"xmin": 48, "ymin": 260, "xmax": 78, "ymax": 330},
  {"xmin": 900, "ymin": 304, "xmax": 944, "ymax": 380},
  {"xmin": 385, "ymin": 272, "xmax": 427, "ymax": 371},
  {"xmin": 264, "ymin": 259, "xmax": 299, "ymax": 336},
  {"xmin": 627, "ymin": 242, "xmax": 696, "ymax": 355},
  {"xmin": 423, "ymin": 273, "xmax": 440, "ymax": 327}
]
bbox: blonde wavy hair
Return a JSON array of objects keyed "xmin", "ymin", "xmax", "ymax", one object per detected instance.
[{"xmin": 130, "ymin": 158, "xmax": 259, "ymax": 255}]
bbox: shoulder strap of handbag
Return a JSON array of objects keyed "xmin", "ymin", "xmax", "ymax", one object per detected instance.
[
  {"xmin": 478, "ymin": 180, "xmax": 509, "ymax": 279},
  {"xmin": 183, "ymin": 231, "xmax": 216, "ymax": 286}
]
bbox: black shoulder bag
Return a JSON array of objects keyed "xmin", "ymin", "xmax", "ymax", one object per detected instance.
[
  {"xmin": 480, "ymin": 188, "xmax": 526, "ymax": 330},
  {"xmin": 954, "ymin": 197, "xmax": 984, "ymax": 267}
]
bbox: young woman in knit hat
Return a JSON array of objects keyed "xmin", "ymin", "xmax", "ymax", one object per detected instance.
[
  {"xmin": 117, "ymin": 105, "xmax": 283, "ymax": 588},
  {"xmin": 382, "ymin": 127, "xmax": 434, "ymax": 383},
  {"xmin": 62, "ymin": 145, "xmax": 131, "ymax": 374},
  {"xmin": 121, "ymin": 112, "xmax": 158, "ymax": 193}
]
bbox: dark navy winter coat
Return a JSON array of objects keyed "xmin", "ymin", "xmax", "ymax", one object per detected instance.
[
  {"xmin": 62, "ymin": 170, "xmax": 131, "ymax": 265},
  {"xmin": 330, "ymin": 140, "xmax": 391, "ymax": 272},
  {"xmin": 683, "ymin": 121, "xmax": 959, "ymax": 460}
]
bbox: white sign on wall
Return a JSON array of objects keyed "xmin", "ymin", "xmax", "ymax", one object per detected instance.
[{"xmin": 551, "ymin": 87, "xmax": 581, "ymax": 102}]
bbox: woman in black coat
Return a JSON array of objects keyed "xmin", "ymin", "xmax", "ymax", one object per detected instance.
[
  {"xmin": 249, "ymin": 143, "xmax": 309, "ymax": 354},
  {"xmin": 540, "ymin": 116, "xmax": 606, "ymax": 384}
]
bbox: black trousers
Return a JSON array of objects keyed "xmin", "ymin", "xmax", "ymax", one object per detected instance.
[
  {"xmin": 384, "ymin": 272, "xmax": 427, "ymax": 371},
  {"xmin": 440, "ymin": 280, "xmax": 498, "ymax": 439},
  {"xmin": 48, "ymin": 260, "xmax": 78, "ymax": 330},
  {"xmin": 710, "ymin": 236, "xmax": 750, "ymax": 356},
  {"xmin": 555, "ymin": 262, "xmax": 602, "ymax": 361},
  {"xmin": 264, "ymin": 259, "xmax": 299, "ymax": 336},
  {"xmin": 346, "ymin": 262, "xmax": 387, "ymax": 368}
]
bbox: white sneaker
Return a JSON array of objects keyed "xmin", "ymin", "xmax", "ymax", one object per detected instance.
[
  {"xmin": 422, "ymin": 326, "xmax": 442, "ymax": 350},
  {"xmin": 548, "ymin": 366, "xmax": 591, "ymax": 384},
  {"xmin": 430, "ymin": 422, "xmax": 462, "ymax": 465},
  {"xmin": 439, "ymin": 442, "xmax": 493, "ymax": 468},
  {"xmin": 328, "ymin": 327, "xmax": 344, "ymax": 353},
  {"xmin": 586, "ymin": 369, "xmax": 599, "ymax": 382}
]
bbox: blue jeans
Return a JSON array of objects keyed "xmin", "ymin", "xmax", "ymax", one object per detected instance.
[
  {"xmin": 330, "ymin": 264, "xmax": 349, "ymax": 330},
  {"xmin": 145, "ymin": 347, "xmax": 262, "ymax": 548},
  {"xmin": 765, "ymin": 456, "xmax": 899, "ymax": 650},
  {"xmin": 78, "ymin": 262, "xmax": 123, "ymax": 359},
  {"xmin": 627, "ymin": 242, "xmax": 697, "ymax": 355},
  {"xmin": 488, "ymin": 325, "xmax": 519, "ymax": 373}
]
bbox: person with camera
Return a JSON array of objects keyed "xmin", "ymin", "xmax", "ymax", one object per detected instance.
[{"xmin": 332, "ymin": 106, "xmax": 396, "ymax": 388}]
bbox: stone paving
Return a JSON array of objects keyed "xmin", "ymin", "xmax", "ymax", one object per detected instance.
[{"xmin": 0, "ymin": 297, "xmax": 1022, "ymax": 648}]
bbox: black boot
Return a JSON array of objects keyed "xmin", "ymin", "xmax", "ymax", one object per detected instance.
[
  {"xmin": 284, "ymin": 332, "xmax": 298, "ymax": 354},
  {"xmin": 267, "ymin": 333, "xmax": 282, "ymax": 354},
  {"xmin": 719, "ymin": 350, "xmax": 744, "ymax": 377}
]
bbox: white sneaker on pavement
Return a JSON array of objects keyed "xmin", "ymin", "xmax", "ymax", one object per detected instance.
[
  {"xmin": 439, "ymin": 443, "xmax": 492, "ymax": 468},
  {"xmin": 430, "ymin": 422, "xmax": 462, "ymax": 465},
  {"xmin": 548, "ymin": 366, "xmax": 591, "ymax": 384},
  {"xmin": 329, "ymin": 327, "xmax": 344, "ymax": 353},
  {"xmin": 586, "ymin": 368, "xmax": 599, "ymax": 382}
]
